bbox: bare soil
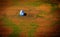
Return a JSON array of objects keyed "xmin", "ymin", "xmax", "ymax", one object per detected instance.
[{"xmin": 0, "ymin": 0, "xmax": 59, "ymax": 37}]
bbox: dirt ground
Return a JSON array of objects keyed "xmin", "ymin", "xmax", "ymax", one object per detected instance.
[{"xmin": 0, "ymin": 0, "xmax": 60, "ymax": 37}]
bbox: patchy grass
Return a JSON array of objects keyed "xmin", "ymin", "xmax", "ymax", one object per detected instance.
[
  {"xmin": 2, "ymin": 0, "xmax": 59, "ymax": 37},
  {"xmin": 3, "ymin": 17, "xmax": 21, "ymax": 37},
  {"xmin": 35, "ymin": 11, "xmax": 48, "ymax": 18},
  {"xmin": 24, "ymin": 2, "xmax": 42, "ymax": 6},
  {"xmin": 36, "ymin": 14, "xmax": 44, "ymax": 18},
  {"xmin": 28, "ymin": 22, "xmax": 38, "ymax": 37},
  {"xmin": 18, "ymin": 1, "xmax": 47, "ymax": 6},
  {"xmin": 29, "ymin": 22, "xmax": 38, "ymax": 29}
]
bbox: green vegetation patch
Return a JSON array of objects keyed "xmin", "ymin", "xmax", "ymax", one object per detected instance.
[
  {"xmin": 3, "ymin": 17, "xmax": 21, "ymax": 37},
  {"xmin": 28, "ymin": 22, "xmax": 38, "ymax": 37}
]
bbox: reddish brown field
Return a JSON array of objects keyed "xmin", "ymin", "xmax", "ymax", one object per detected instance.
[{"xmin": 0, "ymin": 0, "xmax": 60, "ymax": 37}]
